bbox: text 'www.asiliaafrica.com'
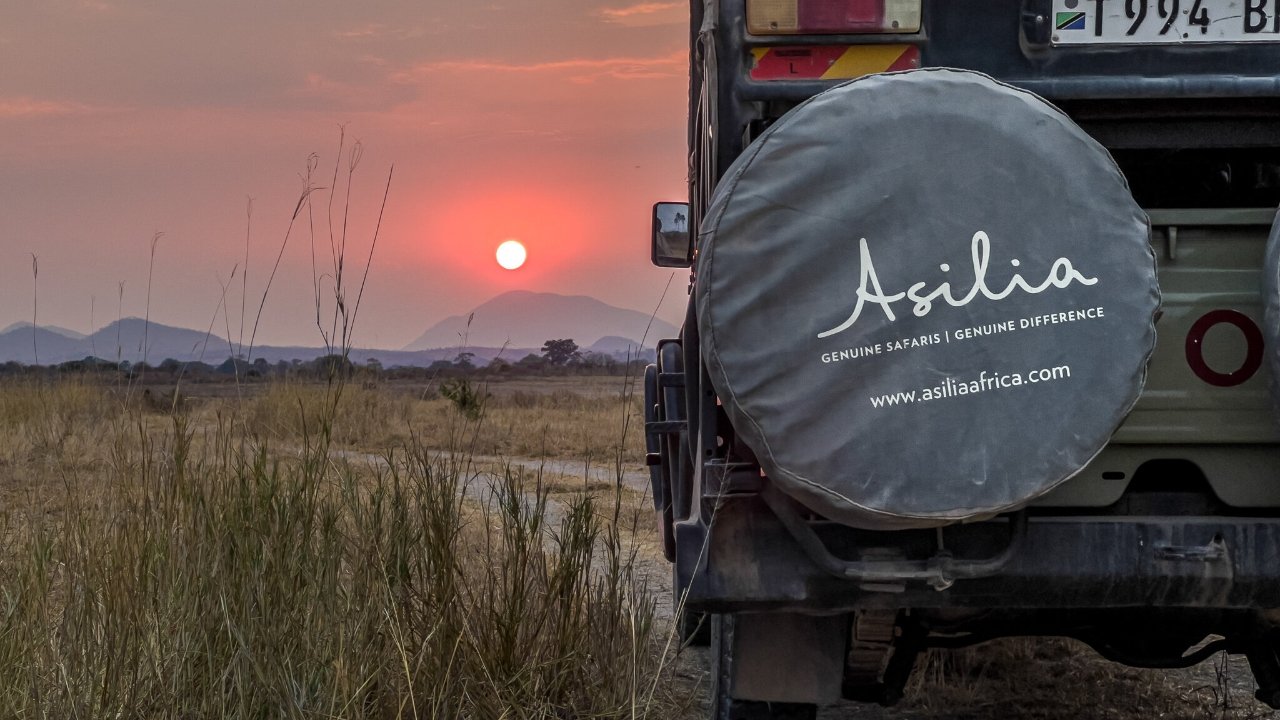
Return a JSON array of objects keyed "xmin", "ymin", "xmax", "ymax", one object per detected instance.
[{"xmin": 869, "ymin": 366, "xmax": 1072, "ymax": 408}]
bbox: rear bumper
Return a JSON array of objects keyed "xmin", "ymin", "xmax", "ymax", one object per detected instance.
[{"xmin": 676, "ymin": 496, "xmax": 1280, "ymax": 612}]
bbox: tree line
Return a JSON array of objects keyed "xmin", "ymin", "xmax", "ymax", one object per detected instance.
[{"xmin": 0, "ymin": 339, "xmax": 652, "ymax": 381}]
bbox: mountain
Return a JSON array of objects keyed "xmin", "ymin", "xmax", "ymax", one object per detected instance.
[
  {"xmin": 0, "ymin": 321, "xmax": 88, "ymax": 340},
  {"xmin": 588, "ymin": 336, "xmax": 649, "ymax": 355},
  {"xmin": 0, "ymin": 317, "xmax": 546, "ymax": 368},
  {"xmin": 0, "ymin": 318, "xmax": 224, "ymax": 365},
  {"xmin": 0, "ymin": 326, "xmax": 89, "ymax": 365},
  {"xmin": 0, "ymin": 292, "xmax": 680, "ymax": 366},
  {"xmin": 89, "ymin": 318, "xmax": 224, "ymax": 363},
  {"xmin": 403, "ymin": 291, "xmax": 678, "ymax": 351}
]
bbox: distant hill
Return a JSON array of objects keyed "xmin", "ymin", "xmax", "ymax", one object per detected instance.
[
  {"xmin": 0, "ymin": 321, "xmax": 88, "ymax": 340},
  {"xmin": 0, "ymin": 292, "xmax": 677, "ymax": 367},
  {"xmin": 588, "ymin": 335, "xmax": 650, "ymax": 355},
  {"xmin": 0, "ymin": 318, "xmax": 223, "ymax": 365},
  {"xmin": 404, "ymin": 291, "xmax": 677, "ymax": 351},
  {"xmin": 0, "ymin": 319, "xmax": 442, "ymax": 367},
  {"xmin": 0, "ymin": 326, "xmax": 88, "ymax": 365}
]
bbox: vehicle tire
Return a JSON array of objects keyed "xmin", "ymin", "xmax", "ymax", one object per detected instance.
[{"xmin": 710, "ymin": 614, "xmax": 818, "ymax": 720}]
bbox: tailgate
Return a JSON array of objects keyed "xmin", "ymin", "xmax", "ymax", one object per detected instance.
[
  {"xmin": 1117, "ymin": 208, "xmax": 1279, "ymax": 444},
  {"xmin": 1038, "ymin": 208, "xmax": 1280, "ymax": 509}
]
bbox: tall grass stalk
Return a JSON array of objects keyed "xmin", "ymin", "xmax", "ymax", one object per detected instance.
[
  {"xmin": 115, "ymin": 281, "xmax": 124, "ymax": 367},
  {"xmin": 29, "ymin": 254, "xmax": 38, "ymax": 367},
  {"xmin": 141, "ymin": 233, "xmax": 162, "ymax": 367},
  {"xmin": 240, "ymin": 197, "xmax": 252, "ymax": 358}
]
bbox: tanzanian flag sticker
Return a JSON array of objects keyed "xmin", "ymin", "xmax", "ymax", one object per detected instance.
[{"xmin": 1056, "ymin": 11, "xmax": 1087, "ymax": 30}]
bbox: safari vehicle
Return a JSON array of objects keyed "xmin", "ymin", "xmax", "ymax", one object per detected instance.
[{"xmin": 644, "ymin": 1, "xmax": 1280, "ymax": 717}]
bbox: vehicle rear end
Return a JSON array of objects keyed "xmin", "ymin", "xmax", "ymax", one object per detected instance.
[{"xmin": 646, "ymin": 1, "xmax": 1280, "ymax": 716}]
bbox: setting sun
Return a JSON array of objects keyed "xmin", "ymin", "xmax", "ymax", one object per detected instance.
[{"xmin": 496, "ymin": 239, "xmax": 527, "ymax": 270}]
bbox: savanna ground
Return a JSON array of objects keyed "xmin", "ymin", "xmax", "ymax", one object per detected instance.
[{"xmin": 0, "ymin": 371, "xmax": 1274, "ymax": 719}]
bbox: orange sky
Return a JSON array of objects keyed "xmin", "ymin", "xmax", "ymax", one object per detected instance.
[{"xmin": 0, "ymin": 1, "xmax": 690, "ymax": 348}]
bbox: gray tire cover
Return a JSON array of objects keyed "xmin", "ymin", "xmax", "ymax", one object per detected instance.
[{"xmin": 696, "ymin": 69, "xmax": 1159, "ymax": 530}]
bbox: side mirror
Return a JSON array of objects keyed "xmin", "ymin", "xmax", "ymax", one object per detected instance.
[{"xmin": 651, "ymin": 201, "xmax": 692, "ymax": 268}]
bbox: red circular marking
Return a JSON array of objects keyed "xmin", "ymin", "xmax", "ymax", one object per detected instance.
[{"xmin": 1185, "ymin": 310, "xmax": 1263, "ymax": 387}]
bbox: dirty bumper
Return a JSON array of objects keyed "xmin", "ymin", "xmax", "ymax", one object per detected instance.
[{"xmin": 677, "ymin": 497, "xmax": 1280, "ymax": 612}]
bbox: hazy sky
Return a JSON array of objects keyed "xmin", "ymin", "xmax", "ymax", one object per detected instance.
[{"xmin": 1, "ymin": 1, "xmax": 690, "ymax": 348}]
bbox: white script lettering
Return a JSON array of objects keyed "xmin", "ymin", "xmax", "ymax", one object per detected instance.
[{"xmin": 817, "ymin": 232, "xmax": 1097, "ymax": 339}]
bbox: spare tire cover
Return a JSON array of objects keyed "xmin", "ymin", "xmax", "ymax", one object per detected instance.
[{"xmin": 696, "ymin": 69, "xmax": 1159, "ymax": 530}]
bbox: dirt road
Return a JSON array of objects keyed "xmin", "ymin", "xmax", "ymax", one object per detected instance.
[{"xmin": 670, "ymin": 636, "xmax": 1275, "ymax": 719}]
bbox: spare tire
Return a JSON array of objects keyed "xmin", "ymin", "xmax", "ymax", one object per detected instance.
[{"xmin": 696, "ymin": 69, "xmax": 1159, "ymax": 530}]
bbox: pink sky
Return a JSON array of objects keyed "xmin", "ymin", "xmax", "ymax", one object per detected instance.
[{"xmin": 0, "ymin": 1, "xmax": 690, "ymax": 348}]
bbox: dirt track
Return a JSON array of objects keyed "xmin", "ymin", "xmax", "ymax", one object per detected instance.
[{"xmin": 670, "ymin": 638, "xmax": 1276, "ymax": 719}]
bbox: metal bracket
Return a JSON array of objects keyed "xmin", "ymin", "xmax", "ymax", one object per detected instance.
[
  {"xmin": 703, "ymin": 460, "xmax": 762, "ymax": 497},
  {"xmin": 760, "ymin": 484, "xmax": 1027, "ymax": 591},
  {"xmin": 1154, "ymin": 536, "xmax": 1227, "ymax": 562},
  {"xmin": 1019, "ymin": 0, "xmax": 1054, "ymax": 54},
  {"xmin": 645, "ymin": 420, "xmax": 687, "ymax": 435},
  {"xmin": 658, "ymin": 372, "xmax": 685, "ymax": 388}
]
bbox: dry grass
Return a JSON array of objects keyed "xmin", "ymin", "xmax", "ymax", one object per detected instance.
[
  {"xmin": 0, "ymin": 129, "xmax": 699, "ymax": 718},
  {"xmin": 12, "ymin": 375, "xmax": 1260, "ymax": 720},
  {"xmin": 99, "ymin": 373, "xmax": 646, "ymax": 466},
  {"xmin": 0, "ymin": 376, "xmax": 688, "ymax": 719},
  {"xmin": 243, "ymin": 380, "xmax": 415, "ymax": 447},
  {"xmin": 411, "ymin": 379, "xmax": 648, "ymax": 463},
  {"xmin": 157, "ymin": 375, "xmax": 651, "ymax": 465}
]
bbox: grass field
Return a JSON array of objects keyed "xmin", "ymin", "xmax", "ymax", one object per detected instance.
[
  {"xmin": 0, "ymin": 373, "xmax": 1274, "ymax": 719},
  {"xmin": 0, "ymin": 373, "xmax": 691, "ymax": 719}
]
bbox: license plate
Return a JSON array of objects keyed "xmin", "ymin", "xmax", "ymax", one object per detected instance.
[{"xmin": 1051, "ymin": 0, "xmax": 1280, "ymax": 45}]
